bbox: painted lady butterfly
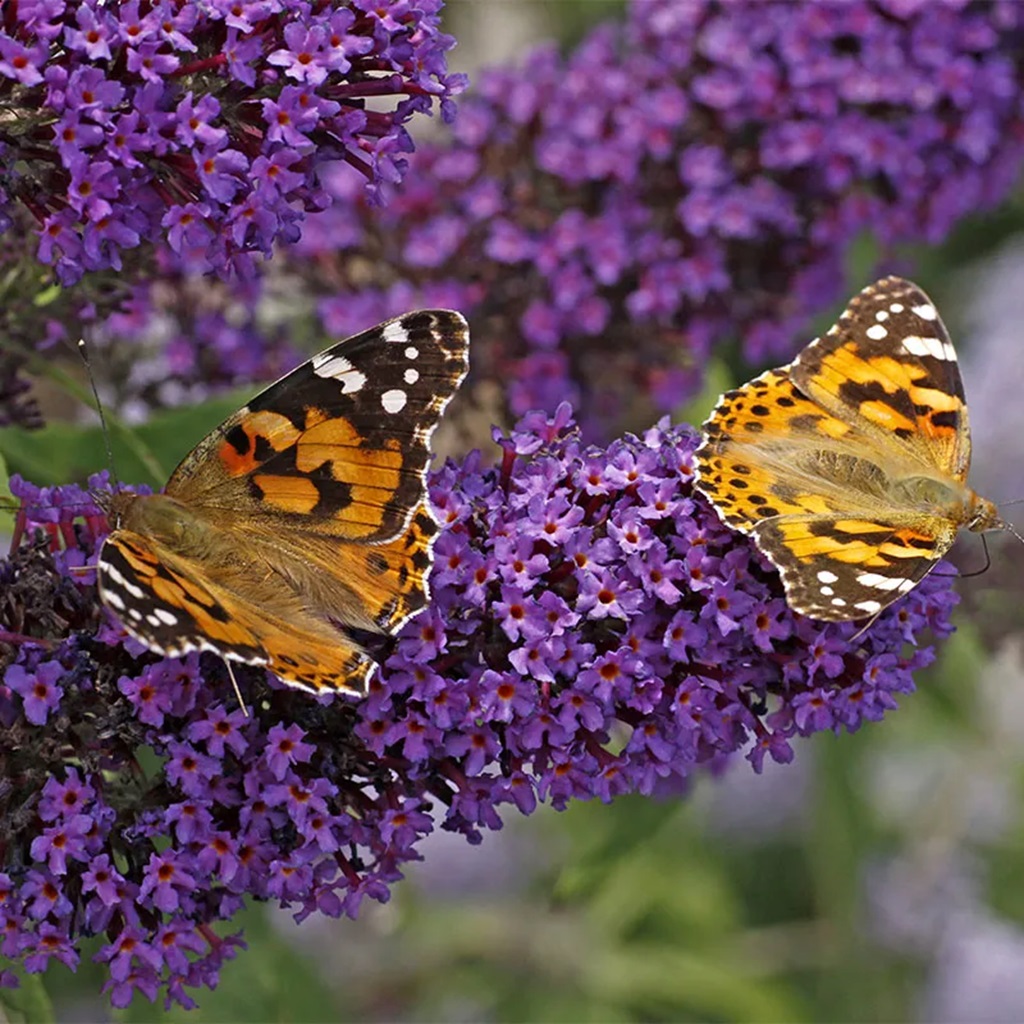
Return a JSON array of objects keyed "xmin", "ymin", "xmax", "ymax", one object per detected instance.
[
  {"xmin": 97, "ymin": 310, "xmax": 469, "ymax": 693},
  {"xmin": 694, "ymin": 277, "xmax": 1008, "ymax": 621}
]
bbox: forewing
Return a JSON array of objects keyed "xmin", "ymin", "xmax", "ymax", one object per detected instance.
[
  {"xmin": 752, "ymin": 514, "xmax": 955, "ymax": 621},
  {"xmin": 165, "ymin": 310, "xmax": 470, "ymax": 544},
  {"xmin": 99, "ymin": 531, "xmax": 373, "ymax": 693},
  {"xmin": 695, "ymin": 368, "xmax": 877, "ymax": 533},
  {"xmin": 790, "ymin": 276, "xmax": 970, "ymax": 481}
]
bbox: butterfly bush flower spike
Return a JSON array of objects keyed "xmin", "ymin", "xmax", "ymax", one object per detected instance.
[
  {"xmin": 294, "ymin": 0, "xmax": 1024, "ymax": 438},
  {"xmin": 41, "ymin": 0, "xmax": 1024, "ymax": 431},
  {"xmin": 2, "ymin": 388, "xmax": 957, "ymax": 1007},
  {"xmin": 0, "ymin": 0, "xmax": 465, "ymax": 284}
]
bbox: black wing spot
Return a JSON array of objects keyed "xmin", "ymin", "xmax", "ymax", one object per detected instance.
[
  {"xmin": 253, "ymin": 433, "xmax": 276, "ymax": 463},
  {"xmin": 929, "ymin": 410, "xmax": 959, "ymax": 430},
  {"xmin": 225, "ymin": 424, "xmax": 250, "ymax": 457},
  {"xmin": 312, "ymin": 476, "xmax": 355, "ymax": 517},
  {"xmin": 202, "ymin": 601, "xmax": 232, "ymax": 623}
]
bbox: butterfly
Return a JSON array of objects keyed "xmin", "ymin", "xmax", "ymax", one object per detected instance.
[
  {"xmin": 693, "ymin": 276, "xmax": 1009, "ymax": 621},
  {"xmin": 97, "ymin": 310, "xmax": 469, "ymax": 693}
]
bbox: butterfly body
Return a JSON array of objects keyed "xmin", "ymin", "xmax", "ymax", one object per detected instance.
[
  {"xmin": 694, "ymin": 277, "xmax": 1006, "ymax": 621},
  {"xmin": 97, "ymin": 310, "xmax": 469, "ymax": 693}
]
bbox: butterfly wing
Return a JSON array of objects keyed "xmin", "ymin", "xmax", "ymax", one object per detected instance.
[
  {"xmin": 166, "ymin": 309, "xmax": 469, "ymax": 543},
  {"xmin": 694, "ymin": 368, "xmax": 876, "ymax": 533},
  {"xmin": 790, "ymin": 276, "xmax": 971, "ymax": 482},
  {"xmin": 751, "ymin": 513, "xmax": 955, "ymax": 621},
  {"xmin": 100, "ymin": 529, "xmax": 370, "ymax": 693},
  {"xmin": 692, "ymin": 280, "xmax": 968, "ymax": 622},
  {"xmin": 693, "ymin": 366, "xmax": 955, "ymax": 620},
  {"xmin": 266, "ymin": 499, "xmax": 442, "ymax": 635},
  {"xmin": 169, "ymin": 309, "xmax": 467, "ymax": 634}
]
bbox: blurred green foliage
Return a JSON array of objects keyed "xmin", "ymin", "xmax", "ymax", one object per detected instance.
[{"xmin": 0, "ymin": 393, "xmax": 249, "ymax": 490}]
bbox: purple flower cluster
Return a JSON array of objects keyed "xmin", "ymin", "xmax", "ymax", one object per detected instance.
[
  {"xmin": 87, "ymin": 278, "xmax": 305, "ymax": 411},
  {"xmin": 1, "ymin": 407, "xmax": 955, "ymax": 1007},
  {"xmin": 274, "ymin": 0, "xmax": 1024, "ymax": 438},
  {"xmin": 0, "ymin": 0, "xmax": 464, "ymax": 285}
]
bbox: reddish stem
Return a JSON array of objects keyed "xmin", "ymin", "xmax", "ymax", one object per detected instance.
[{"xmin": 172, "ymin": 54, "xmax": 228, "ymax": 78}]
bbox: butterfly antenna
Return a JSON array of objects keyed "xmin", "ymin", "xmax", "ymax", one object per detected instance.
[
  {"xmin": 77, "ymin": 337, "xmax": 120, "ymax": 491},
  {"xmin": 990, "ymin": 497, "xmax": 1024, "ymax": 546},
  {"xmin": 1001, "ymin": 520, "xmax": 1024, "ymax": 547},
  {"xmin": 223, "ymin": 660, "xmax": 250, "ymax": 718}
]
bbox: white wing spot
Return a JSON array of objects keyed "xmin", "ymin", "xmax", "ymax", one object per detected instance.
[
  {"xmin": 817, "ymin": 570, "xmax": 839, "ymax": 584},
  {"xmin": 857, "ymin": 572, "xmax": 913, "ymax": 592},
  {"xmin": 404, "ymin": 346, "xmax": 419, "ymax": 360},
  {"xmin": 383, "ymin": 321, "xmax": 409, "ymax": 344},
  {"xmin": 901, "ymin": 335, "xmax": 953, "ymax": 361},
  {"xmin": 912, "ymin": 303, "xmax": 937, "ymax": 321},
  {"xmin": 820, "ymin": 585, "xmax": 834, "ymax": 596},
  {"xmin": 103, "ymin": 590, "xmax": 126, "ymax": 611},
  {"xmin": 381, "ymin": 389, "xmax": 408, "ymax": 414},
  {"xmin": 404, "ymin": 367, "xmax": 420, "ymax": 385},
  {"xmin": 875, "ymin": 310, "xmax": 889, "ymax": 322},
  {"xmin": 831, "ymin": 598, "xmax": 848, "ymax": 608},
  {"xmin": 127, "ymin": 607, "xmax": 144, "ymax": 621},
  {"xmin": 889, "ymin": 302, "xmax": 905, "ymax": 313},
  {"xmin": 866, "ymin": 323, "xmax": 887, "ymax": 341},
  {"xmin": 855, "ymin": 599, "xmax": 882, "ymax": 615},
  {"xmin": 104, "ymin": 563, "xmax": 145, "ymax": 600},
  {"xmin": 154, "ymin": 608, "xmax": 179, "ymax": 626},
  {"xmin": 312, "ymin": 353, "xmax": 367, "ymax": 392}
]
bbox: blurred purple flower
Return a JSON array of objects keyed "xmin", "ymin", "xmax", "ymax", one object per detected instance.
[
  {"xmin": 1, "ymin": 405, "xmax": 955, "ymax": 1007},
  {"xmin": 270, "ymin": 0, "xmax": 1024, "ymax": 439}
]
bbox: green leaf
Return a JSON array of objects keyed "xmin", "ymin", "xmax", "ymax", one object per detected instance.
[
  {"xmin": 0, "ymin": 447, "xmax": 14, "ymax": 532},
  {"xmin": 0, "ymin": 394, "xmax": 248, "ymax": 489},
  {"xmin": 0, "ymin": 969, "xmax": 56, "ymax": 1024},
  {"xmin": 585, "ymin": 942, "xmax": 803, "ymax": 1023}
]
